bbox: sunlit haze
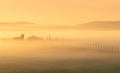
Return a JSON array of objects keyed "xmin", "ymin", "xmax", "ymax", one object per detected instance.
[
  {"xmin": 1, "ymin": 0, "xmax": 120, "ymax": 73},
  {"xmin": 0, "ymin": 0, "xmax": 120, "ymax": 25}
]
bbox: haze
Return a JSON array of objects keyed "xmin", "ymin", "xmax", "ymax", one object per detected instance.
[{"xmin": 0, "ymin": 0, "xmax": 120, "ymax": 25}]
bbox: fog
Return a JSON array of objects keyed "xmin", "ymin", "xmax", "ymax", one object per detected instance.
[
  {"xmin": 0, "ymin": 39, "xmax": 120, "ymax": 73},
  {"xmin": 1, "ymin": 30, "xmax": 120, "ymax": 73},
  {"xmin": 1, "ymin": 30, "xmax": 120, "ymax": 39},
  {"xmin": 0, "ymin": 40, "xmax": 94, "ymax": 58},
  {"xmin": 1, "ymin": 29, "xmax": 120, "ymax": 73}
]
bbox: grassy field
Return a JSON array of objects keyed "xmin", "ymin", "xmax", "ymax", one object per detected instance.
[{"xmin": 0, "ymin": 40, "xmax": 120, "ymax": 73}]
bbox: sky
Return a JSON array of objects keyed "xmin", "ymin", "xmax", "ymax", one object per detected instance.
[{"xmin": 0, "ymin": 0, "xmax": 120, "ymax": 25}]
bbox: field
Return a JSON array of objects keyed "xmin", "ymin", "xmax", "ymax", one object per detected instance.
[{"xmin": 0, "ymin": 40, "xmax": 120, "ymax": 73}]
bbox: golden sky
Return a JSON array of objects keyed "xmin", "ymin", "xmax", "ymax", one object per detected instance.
[{"xmin": 0, "ymin": 0, "xmax": 120, "ymax": 25}]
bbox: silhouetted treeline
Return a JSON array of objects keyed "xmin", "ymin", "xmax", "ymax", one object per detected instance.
[{"xmin": 69, "ymin": 40, "xmax": 120, "ymax": 53}]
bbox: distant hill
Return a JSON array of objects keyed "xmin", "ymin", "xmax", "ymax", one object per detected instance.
[
  {"xmin": 74, "ymin": 21, "xmax": 120, "ymax": 30},
  {"xmin": 0, "ymin": 22, "xmax": 34, "ymax": 26},
  {"xmin": 0, "ymin": 22, "xmax": 68, "ymax": 30},
  {"xmin": 0, "ymin": 21, "xmax": 120, "ymax": 30},
  {"xmin": 0, "ymin": 22, "xmax": 39, "ymax": 30}
]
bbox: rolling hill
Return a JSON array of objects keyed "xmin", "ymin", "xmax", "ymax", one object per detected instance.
[
  {"xmin": 74, "ymin": 21, "xmax": 120, "ymax": 30},
  {"xmin": 0, "ymin": 21, "xmax": 120, "ymax": 30}
]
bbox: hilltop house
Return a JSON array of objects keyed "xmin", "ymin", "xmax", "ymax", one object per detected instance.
[
  {"xmin": 27, "ymin": 35, "xmax": 43, "ymax": 40},
  {"xmin": 13, "ymin": 34, "xmax": 24, "ymax": 40}
]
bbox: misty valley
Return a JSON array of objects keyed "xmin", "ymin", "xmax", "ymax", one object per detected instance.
[
  {"xmin": 1, "ymin": 25, "xmax": 120, "ymax": 73},
  {"xmin": 1, "ymin": 38, "xmax": 120, "ymax": 73},
  {"xmin": 0, "ymin": 0, "xmax": 120, "ymax": 72}
]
